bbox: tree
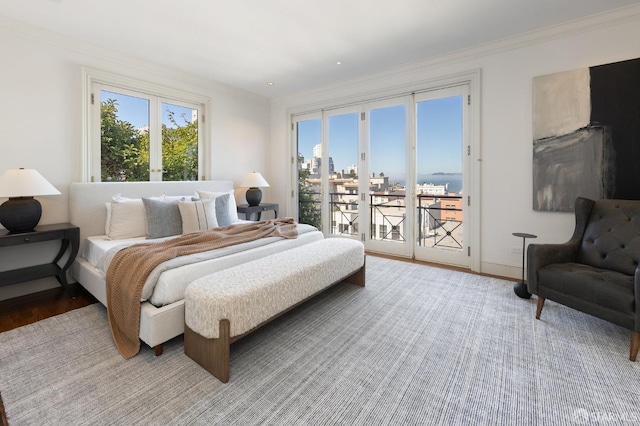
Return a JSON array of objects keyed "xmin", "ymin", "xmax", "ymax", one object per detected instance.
[
  {"xmin": 161, "ymin": 110, "xmax": 198, "ymax": 181},
  {"xmin": 100, "ymin": 99, "xmax": 198, "ymax": 182},
  {"xmin": 298, "ymin": 168, "xmax": 322, "ymax": 230},
  {"xmin": 101, "ymin": 99, "xmax": 149, "ymax": 181}
]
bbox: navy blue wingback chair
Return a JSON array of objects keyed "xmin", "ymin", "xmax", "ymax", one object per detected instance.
[{"xmin": 527, "ymin": 197, "xmax": 640, "ymax": 361}]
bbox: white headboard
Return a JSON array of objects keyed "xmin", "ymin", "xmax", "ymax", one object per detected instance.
[{"xmin": 69, "ymin": 181, "xmax": 234, "ymax": 249}]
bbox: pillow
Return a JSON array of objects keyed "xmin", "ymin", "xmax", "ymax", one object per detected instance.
[
  {"xmin": 142, "ymin": 197, "xmax": 183, "ymax": 239},
  {"xmin": 107, "ymin": 195, "xmax": 148, "ymax": 239},
  {"xmin": 178, "ymin": 198, "xmax": 218, "ymax": 233},
  {"xmin": 164, "ymin": 195, "xmax": 194, "ymax": 202},
  {"xmin": 213, "ymin": 193, "xmax": 233, "ymax": 227},
  {"xmin": 104, "ymin": 202, "xmax": 112, "ymax": 236},
  {"xmin": 196, "ymin": 189, "xmax": 238, "ymax": 225}
]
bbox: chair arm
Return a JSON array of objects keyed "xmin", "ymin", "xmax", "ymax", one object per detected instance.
[{"xmin": 527, "ymin": 241, "xmax": 580, "ymax": 295}]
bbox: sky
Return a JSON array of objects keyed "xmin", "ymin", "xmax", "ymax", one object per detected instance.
[
  {"xmin": 100, "ymin": 90, "xmax": 196, "ymax": 129},
  {"xmin": 297, "ymin": 96, "xmax": 463, "ymax": 181}
]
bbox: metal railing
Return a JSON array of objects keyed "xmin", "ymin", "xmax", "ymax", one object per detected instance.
[
  {"xmin": 417, "ymin": 194, "xmax": 463, "ymax": 250},
  {"xmin": 299, "ymin": 190, "xmax": 463, "ymax": 250}
]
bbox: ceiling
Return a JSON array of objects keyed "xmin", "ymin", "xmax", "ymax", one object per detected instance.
[{"xmin": 1, "ymin": 0, "xmax": 639, "ymax": 98}]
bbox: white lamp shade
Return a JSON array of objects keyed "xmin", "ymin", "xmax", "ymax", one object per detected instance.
[
  {"xmin": 240, "ymin": 172, "xmax": 270, "ymax": 188},
  {"xmin": 0, "ymin": 169, "xmax": 61, "ymax": 198}
]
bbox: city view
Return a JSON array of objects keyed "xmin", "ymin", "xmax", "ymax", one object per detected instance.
[{"xmin": 298, "ymin": 142, "xmax": 463, "ymax": 251}]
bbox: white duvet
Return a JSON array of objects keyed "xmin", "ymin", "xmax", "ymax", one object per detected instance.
[{"xmin": 82, "ymin": 223, "xmax": 322, "ymax": 307}]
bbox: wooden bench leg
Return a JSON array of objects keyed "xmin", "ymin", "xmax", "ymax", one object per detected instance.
[
  {"xmin": 154, "ymin": 344, "xmax": 163, "ymax": 356},
  {"xmin": 630, "ymin": 331, "xmax": 640, "ymax": 362},
  {"xmin": 536, "ymin": 297, "xmax": 545, "ymax": 319},
  {"xmin": 347, "ymin": 257, "xmax": 366, "ymax": 287},
  {"xmin": 184, "ymin": 320, "xmax": 231, "ymax": 383}
]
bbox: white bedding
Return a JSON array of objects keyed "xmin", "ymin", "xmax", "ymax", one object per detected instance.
[{"xmin": 82, "ymin": 223, "xmax": 321, "ymax": 307}]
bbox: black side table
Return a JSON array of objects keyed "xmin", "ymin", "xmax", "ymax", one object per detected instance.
[
  {"xmin": 0, "ymin": 223, "xmax": 80, "ymax": 297},
  {"xmin": 513, "ymin": 232, "xmax": 537, "ymax": 299},
  {"xmin": 237, "ymin": 203, "xmax": 279, "ymax": 221}
]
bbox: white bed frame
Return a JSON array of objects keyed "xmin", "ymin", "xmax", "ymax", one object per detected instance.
[{"xmin": 69, "ymin": 181, "xmax": 322, "ymax": 356}]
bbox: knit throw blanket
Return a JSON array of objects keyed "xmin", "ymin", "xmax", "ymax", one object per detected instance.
[{"xmin": 106, "ymin": 218, "xmax": 298, "ymax": 359}]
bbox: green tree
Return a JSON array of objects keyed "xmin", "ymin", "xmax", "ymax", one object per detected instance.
[
  {"xmin": 100, "ymin": 100, "xmax": 198, "ymax": 182},
  {"xmin": 298, "ymin": 168, "xmax": 322, "ymax": 230},
  {"xmin": 162, "ymin": 110, "xmax": 198, "ymax": 181},
  {"xmin": 100, "ymin": 99, "xmax": 149, "ymax": 181}
]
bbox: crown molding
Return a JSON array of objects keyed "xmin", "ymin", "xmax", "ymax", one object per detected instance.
[
  {"xmin": 272, "ymin": 3, "xmax": 640, "ymax": 107},
  {"xmin": 0, "ymin": 15, "xmax": 270, "ymax": 106}
]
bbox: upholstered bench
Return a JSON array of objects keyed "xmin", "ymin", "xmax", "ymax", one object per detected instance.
[{"xmin": 183, "ymin": 238, "xmax": 365, "ymax": 382}]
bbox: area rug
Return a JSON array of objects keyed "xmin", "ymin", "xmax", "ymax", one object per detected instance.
[{"xmin": 1, "ymin": 256, "xmax": 639, "ymax": 425}]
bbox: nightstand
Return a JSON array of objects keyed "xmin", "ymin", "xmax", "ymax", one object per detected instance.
[
  {"xmin": 0, "ymin": 223, "xmax": 80, "ymax": 297},
  {"xmin": 236, "ymin": 203, "xmax": 279, "ymax": 221}
]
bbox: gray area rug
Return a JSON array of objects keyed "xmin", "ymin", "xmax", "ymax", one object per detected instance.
[{"xmin": 1, "ymin": 255, "xmax": 639, "ymax": 425}]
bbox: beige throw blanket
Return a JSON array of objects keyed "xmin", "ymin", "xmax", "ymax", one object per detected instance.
[{"xmin": 106, "ymin": 218, "xmax": 298, "ymax": 359}]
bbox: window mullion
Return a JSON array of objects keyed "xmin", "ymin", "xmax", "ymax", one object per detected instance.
[{"xmin": 149, "ymin": 96, "xmax": 162, "ymax": 181}]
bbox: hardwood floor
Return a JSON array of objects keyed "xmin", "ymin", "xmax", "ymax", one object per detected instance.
[
  {"xmin": 0, "ymin": 284, "xmax": 97, "ymax": 333},
  {"xmin": 0, "ymin": 284, "xmax": 96, "ymax": 426}
]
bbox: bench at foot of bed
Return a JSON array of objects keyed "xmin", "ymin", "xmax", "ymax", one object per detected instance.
[{"xmin": 183, "ymin": 238, "xmax": 365, "ymax": 383}]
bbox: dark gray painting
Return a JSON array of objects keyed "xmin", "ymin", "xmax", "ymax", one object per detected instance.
[{"xmin": 532, "ymin": 58, "xmax": 640, "ymax": 211}]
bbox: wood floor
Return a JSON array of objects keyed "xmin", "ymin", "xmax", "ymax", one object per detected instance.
[{"xmin": 0, "ymin": 284, "xmax": 96, "ymax": 426}]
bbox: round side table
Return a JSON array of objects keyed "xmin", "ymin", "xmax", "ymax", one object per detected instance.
[{"xmin": 513, "ymin": 232, "xmax": 537, "ymax": 299}]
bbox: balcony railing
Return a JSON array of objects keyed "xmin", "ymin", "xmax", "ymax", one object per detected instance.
[
  {"xmin": 303, "ymin": 191, "xmax": 463, "ymax": 250},
  {"xmin": 417, "ymin": 194, "xmax": 463, "ymax": 250}
]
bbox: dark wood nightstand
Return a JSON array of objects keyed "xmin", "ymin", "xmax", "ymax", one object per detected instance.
[
  {"xmin": 236, "ymin": 203, "xmax": 279, "ymax": 221},
  {"xmin": 0, "ymin": 223, "xmax": 80, "ymax": 297}
]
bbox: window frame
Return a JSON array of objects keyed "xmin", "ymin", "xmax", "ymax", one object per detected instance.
[{"xmin": 82, "ymin": 67, "xmax": 211, "ymax": 182}]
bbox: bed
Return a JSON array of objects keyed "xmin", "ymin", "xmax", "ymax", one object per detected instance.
[{"xmin": 69, "ymin": 181, "xmax": 323, "ymax": 355}]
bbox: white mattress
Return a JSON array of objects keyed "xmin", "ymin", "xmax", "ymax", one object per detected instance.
[{"xmin": 81, "ymin": 224, "xmax": 323, "ymax": 307}]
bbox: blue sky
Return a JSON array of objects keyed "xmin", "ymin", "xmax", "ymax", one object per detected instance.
[
  {"xmin": 297, "ymin": 96, "xmax": 463, "ymax": 180},
  {"xmin": 100, "ymin": 91, "xmax": 195, "ymax": 129}
]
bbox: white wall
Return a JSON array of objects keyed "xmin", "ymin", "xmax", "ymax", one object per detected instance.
[
  {"xmin": 269, "ymin": 7, "xmax": 640, "ymax": 279},
  {"xmin": 0, "ymin": 18, "xmax": 271, "ymax": 300}
]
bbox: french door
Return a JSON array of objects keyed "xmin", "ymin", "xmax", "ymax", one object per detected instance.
[
  {"xmin": 294, "ymin": 84, "xmax": 471, "ymax": 268},
  {"xmin": 414, "ymin": 86, "xmax": 468, "ymax": 267}
]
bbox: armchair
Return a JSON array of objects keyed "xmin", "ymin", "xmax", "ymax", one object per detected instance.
[{"xmin": 527, "ymin": 197, "xmax": 640, "ymax": 361}]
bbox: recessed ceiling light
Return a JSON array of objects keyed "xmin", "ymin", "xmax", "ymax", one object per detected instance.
[
  {"xmin": 336, "ymin": 61, "xmax": 342, "ymax": 65},
  {"xmin": 266, "ymin": 82, "xmax": 274, "ymax": 86}
]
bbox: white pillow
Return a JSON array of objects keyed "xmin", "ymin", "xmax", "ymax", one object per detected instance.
[
  {"xmin": 107, "ymin": 195, "xmax": 146, "ymax": 239},
  {"xmin": 105, "ymin": 194, "xmax": 164, "ymax": 239},
  {"xmin": 196, "ymin": 189, "xmax": 238, "ymax": 224},
  {"xmin": 104, "ymin": 202, "xmax": 112, "ymax": 236},
  {"xmin": 178, "ymin": 198, "xmax": 218, "ymax": 233}
]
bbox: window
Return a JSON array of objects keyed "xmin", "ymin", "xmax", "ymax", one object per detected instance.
[{"xmin": 83, "ymin": 68, "xmax": 209, "ymax": 182}]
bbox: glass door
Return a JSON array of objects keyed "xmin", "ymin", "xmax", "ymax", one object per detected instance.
[
  {"xmin": 326, "ymin": 107, "xmax": 361, "ymax": 238},
  {"xmin": 365, "ymin": 97, "xmax": 411, "ymax": 257},
  {"xmin": 292, "ymin": 84, "xmax": 473, "ymax": 268},
  {"xmin": 414, "ymin": 86, "xmax": 468, "ymax": 267},
  {"xmin": 294, "ymin": 114, "xmax": 323, "ymax": 231}
]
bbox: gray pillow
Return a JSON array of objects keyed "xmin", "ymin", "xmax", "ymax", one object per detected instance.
[
  {"xmin": 142, "ymin": 197, "xmax": 183, "ymax": 238},
  {"xmin": 214, "ymin": 193, "xmax": 233, "ymax": 227}
]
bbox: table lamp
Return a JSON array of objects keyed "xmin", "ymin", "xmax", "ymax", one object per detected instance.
[
  {"xmin": 0, "ymin": 168, "xmax": 61, "ymax": 233},
  {"xmin": 240, "ymin": 172, "xmax": 270, "ymax": 206}
]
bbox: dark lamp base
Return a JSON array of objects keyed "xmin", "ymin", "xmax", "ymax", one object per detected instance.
[
  {"xmin": 0, "ymin": 197, "xmax": 42, "ymax": 233},
  {"xmin": 246, "ymin": 187, "xmax": 262, "ymax": 207}
]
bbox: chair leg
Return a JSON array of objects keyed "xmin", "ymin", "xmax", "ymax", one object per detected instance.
[
  {"xmin": 630, "ymin": 331, "xmax": 640, "ymax": 362},
  {"xmin": 536, "ymin": 297, "xmax": 545, "ymax": 319}
]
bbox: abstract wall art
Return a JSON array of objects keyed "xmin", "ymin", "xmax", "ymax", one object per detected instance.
[{"xmin": 532, "ymin": 58, "xmax": 640, "ymax": 211}]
